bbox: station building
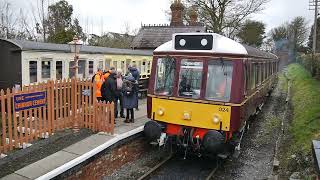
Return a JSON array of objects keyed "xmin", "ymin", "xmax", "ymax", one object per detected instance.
[{"xmin": 131, "ymin": 0, "xmax": 206, "ymax": 50}]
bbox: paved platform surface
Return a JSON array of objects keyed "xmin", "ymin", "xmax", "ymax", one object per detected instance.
[{"xmin": 1, "ymin": 103, "xmax": 148, "ymax": 180}]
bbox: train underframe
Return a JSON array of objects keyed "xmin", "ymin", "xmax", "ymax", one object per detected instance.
[{"xmin": 144, "ymin": 120, "xmax": 249, "ymax": 159}]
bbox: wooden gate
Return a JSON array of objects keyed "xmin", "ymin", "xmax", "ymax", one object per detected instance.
[{"xmin": 0, "ymin": 78, "xmax": 114, "ymax": 154}]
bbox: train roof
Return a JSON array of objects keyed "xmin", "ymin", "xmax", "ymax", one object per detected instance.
[
  {"xmin": 0, "ymin": 39, "xmax": 153, "ymax": 56},
  {"xmin": 154, "ymin": 33, "xmax": 277, "ymax": 59}
]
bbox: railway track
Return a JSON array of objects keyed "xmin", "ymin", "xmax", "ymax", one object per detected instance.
[{"xmin": 137, "ymin": 153, "xmax": 220, "ymax": 180}]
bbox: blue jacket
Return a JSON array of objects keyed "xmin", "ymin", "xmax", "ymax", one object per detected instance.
[{"xmin": 122, "ymin": 76, "xmax": 138, "ymax": 109}]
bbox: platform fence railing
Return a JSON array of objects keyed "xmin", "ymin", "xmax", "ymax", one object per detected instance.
[{"xmin": 0, "ymin": 78, "xmax": 114, "ymax": 154}]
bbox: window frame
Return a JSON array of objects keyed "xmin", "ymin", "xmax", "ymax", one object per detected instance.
[
  {"xmin": 203, "ymin": 59, "xmax": 234, "ymax": 102},
  {"xmin": 177, "ymin": 59, "xmax": 204, "ymax": 99},
  {"xmin": 41, "ymin": 59, "xmax": 52, "ymax": 80},
  {"xmin": 154, "ymin": 57, "xmax": 177, "ymax": 96},
  {"xmin": 56, "ymin": 61, "xmax": 63, "ymax": 80},
  {"xmin": 29, "ymin": 61, "xmax": 37, "ymax": 83}
]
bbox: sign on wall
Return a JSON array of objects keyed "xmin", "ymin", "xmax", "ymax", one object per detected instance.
[{"xmin": 14, "ymin": 91, "xmax": 47, "ymax": 111}]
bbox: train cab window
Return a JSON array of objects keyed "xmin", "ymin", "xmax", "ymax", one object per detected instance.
[
  {"xmin": 29, "ymin": 61, "xmax": 37, "ymax": 83},
  {"xmin": 178, "ymin": 59, "xmax": 203, "ymax": 98},
  {"xmin": 205, "ymin": 60, "xmax": 233, "ymax": 102},
  {"xmin": 154, "ymin": 57, "xmax": 176, "ymax": 96}
]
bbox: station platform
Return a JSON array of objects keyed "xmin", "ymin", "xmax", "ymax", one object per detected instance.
[{"xmin": 1, "ymin": 104, "xmax": 149, "ymax": 180}]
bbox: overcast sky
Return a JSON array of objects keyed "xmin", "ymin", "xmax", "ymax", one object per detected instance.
[{"xmin": 11, "ymin": 0, "xmax": 315, "ymax": 35}]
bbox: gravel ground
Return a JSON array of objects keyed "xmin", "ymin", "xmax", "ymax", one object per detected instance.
[
  {"xmin": 0, "ymin": 128, "xmax": 94, "ymax": 178},
  {"xmin": 214, "ymin": 83, "xmax": 286, "ymax": 179}
]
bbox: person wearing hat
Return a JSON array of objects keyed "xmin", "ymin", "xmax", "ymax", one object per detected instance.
[{"xmin": 128, "ymin": 63, "xmax": 140, "ymax": 111}]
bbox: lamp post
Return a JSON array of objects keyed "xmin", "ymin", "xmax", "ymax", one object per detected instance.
[
  {"xmin": 68, "ymin": 36, "xmax": 82, "ymax": 132},
  {"xmin": 69, "ymin": 36, "xmax": 83, "ymax": 78}
]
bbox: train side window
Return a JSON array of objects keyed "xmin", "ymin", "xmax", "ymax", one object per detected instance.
[
  {"xmin": 89, "ymin": 61, "xmax": 94, "ymax": 75},
  {"xmin": 154, "ymin": 57, "xmax": 176, "ymax": 96},
  {"xmin": 251, "ymin": 63, "xmax": 256, "ymax": 89},
  {"xmin": 41, "ymin": 60, "xmax": 51, "ymax": 80},
  {"xmin": 245, "ymin": 62, "xmax": 250, "ymax": 94},
  {"xmin": 205, "ymin": 60, "xmax": 233, "ymax": 102},
  {"xmin": 264, "ymin": 63, "xmax": 268, "ymax": 80},
  {"xmin": 178, "ymin": 59, "xmax": 203, "ymax": 99},
  {"xmin": 56, "ymin": 61, "xmax": 63, "ymax": 80},
  {"xmin": 29, "ymin": 61, "xmax": 37, "ymax": 83}
]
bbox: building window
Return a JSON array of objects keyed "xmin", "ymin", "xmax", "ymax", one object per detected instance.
[
  {"xmin": 41, "ymin": 61, "xmax": 51, "ymax": 79},
  {"xmin": 29, "ymin": 61, "xmax": 37, "ymax": 83},
  {"xmin": 89, "ymin": 61, "xmax": 94, "ymax": 75},
  {"xmin": 56, "ymin": 61, "xmax": 63, "ymax": 80},
  {"xmin": 178, "ymin": 59, "xmax": 203, "ymax": 99}
]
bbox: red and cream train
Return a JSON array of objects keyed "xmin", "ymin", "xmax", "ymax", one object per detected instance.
[{"xmin": 144, "ymin": 33, "xmax": 279, "ymax": 156}]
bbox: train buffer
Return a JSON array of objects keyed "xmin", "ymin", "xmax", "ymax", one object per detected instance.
[{"xmin": 312, "ymin": 140, "xmax": 320, "ymax": 178}]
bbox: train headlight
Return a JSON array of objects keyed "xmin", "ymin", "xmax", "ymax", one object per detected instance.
[
  {"xmin": 183, "ymin": 111, "xmax": 191, "ymax": 120},
  {"xmin": 157, "ymin": 108, "xmax": 164, "ymax": 116},
  {"xmin": 212, "ymin": 115, "xmax": 221, "ymax": 124}
]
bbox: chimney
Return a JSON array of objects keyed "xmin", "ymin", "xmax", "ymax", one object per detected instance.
[
  {"xmin": 188, "ymin": 7, "xmax": 198, "ymax": 26},
  {"xmin": 170, "ymin": 0, "xmax": 184, "ymax": 26}
]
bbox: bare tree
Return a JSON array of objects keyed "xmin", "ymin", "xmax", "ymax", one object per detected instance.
[{"xmin": 187, "ymin": 0, "xmax": 268, "ymax": 38}]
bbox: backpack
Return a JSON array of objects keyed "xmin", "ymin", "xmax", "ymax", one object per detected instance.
[{"xmin": 123, "ymin": 80, "xmax": 134, "ymax": 96}]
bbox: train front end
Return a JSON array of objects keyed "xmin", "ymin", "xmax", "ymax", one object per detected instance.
[{"xmin": 144, "ymin": 33, "xmax": 247, "ymax": 155}]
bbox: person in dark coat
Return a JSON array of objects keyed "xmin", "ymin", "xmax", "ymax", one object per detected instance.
[
  {"xmin": 122, "ymin": 74, "xmax": 138, "ymax": 123},
  {"xmin": 101, "ymin": 71, "xmax": 117, "ymax": 104},
  {"xmin": 128, "ymin": 64, "xmax": 140, "ymax": 111}
]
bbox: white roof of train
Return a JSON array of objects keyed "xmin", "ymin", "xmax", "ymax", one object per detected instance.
[
  {"xmin": 154, "ymin": 33, "xmax": 278, "ymax": 59},
  {"xmin": 154, "ymin": 33, "xmax": 247, "ymax": 55}
]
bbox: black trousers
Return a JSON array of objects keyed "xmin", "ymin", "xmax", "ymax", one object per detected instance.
[
  {"xmin": 115, "ymin": 94, "xmax": 124, "ymax": 116},
  {"xmin": 126, "ymin": 108, "xmax": 134, "ymax": 120}
]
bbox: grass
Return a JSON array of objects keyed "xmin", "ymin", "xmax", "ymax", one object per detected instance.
[{"xmin": 285, "ymin": 63, "xmax": 320, "ymax": 155}]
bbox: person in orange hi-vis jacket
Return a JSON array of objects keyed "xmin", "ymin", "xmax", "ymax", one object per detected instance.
[{"xmin": 95, "ymin": 68, "xmax": 104, "ymax": 102}]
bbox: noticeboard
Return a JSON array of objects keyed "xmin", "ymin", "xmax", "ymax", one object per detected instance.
[{"xmin": 14, "ymin": 91, "xmax": 47, "ymax": 111}]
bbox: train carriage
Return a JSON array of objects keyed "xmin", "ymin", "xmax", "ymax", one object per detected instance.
[{"xmin": 144, "ymin": 33, "xmax": 279, "ymax": 156}]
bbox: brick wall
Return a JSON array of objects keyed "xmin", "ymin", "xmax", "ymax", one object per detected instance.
[{"xmin": 55, "ymin": 135, "xmax": 147, "ymax": 180}]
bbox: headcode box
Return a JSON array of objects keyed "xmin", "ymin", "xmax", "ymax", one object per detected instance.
[{"xmin": 14, "ymin": 91, "xmax": 47, "ymax": 111}]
